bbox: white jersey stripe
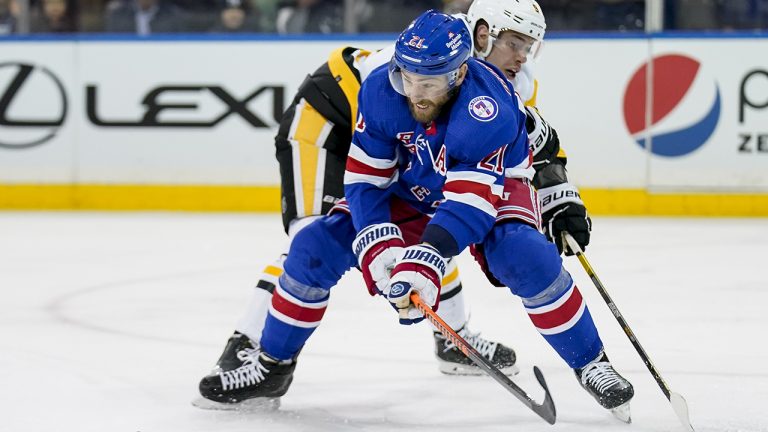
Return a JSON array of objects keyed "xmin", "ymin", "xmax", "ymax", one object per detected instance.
[
  {"xmin": 444, "ymin": 191, "xmax": 497, "ymax": 217},
  {"xmin": 446, "ymin": 170, "xmax": 498, "ymax": 184},
  {"xmin": 505, "ymin": 164, "xmax": 536, "ymax": 180},
  {"xmin": 498, "ymin": 204, "xmax": 538, "ymax": 219},
  {"xmin": 344, "ymin": 170, "xmax": 399, "ymax": 188},
  {"xmin": 348, "ymin": 144, "xmax": 397, "ymax": 169},
  {"xmin": 496, "ymin": 213, "xmax": 539, "ymax": 227},
  {"xmin": 312, "ymin": 149, "xmax": 327, "ymax": 214}
]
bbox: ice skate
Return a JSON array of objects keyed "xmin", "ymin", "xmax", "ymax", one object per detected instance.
[
  {"xmin": 575, "ymin": 351, "xmax": 634, "ymax": 421},
  {"xmin": 194, "ymin": 331, "xmax": 275, "ymax": 409},
  {"xmin": 198, "ymin": 345, "xmax": 296, "ymax": 405},
  {"xmin": 434, "ymin": 327, "xmax": 518, "ymax": 376},
  {"xmin": 208, "ymin": 331, "xmax": 259, "ymax": 374}
]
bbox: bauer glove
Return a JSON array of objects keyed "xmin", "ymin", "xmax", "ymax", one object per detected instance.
[{"xmin": 539, "ymin": 182, "xmax": 591, "ymax": 256}]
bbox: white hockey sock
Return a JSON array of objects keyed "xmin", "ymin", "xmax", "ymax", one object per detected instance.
[
  {"xmin": 235, "ymin": 255, "xmax": 285, "ymax": 343},
  {"xmin": 235, "ymin": 216, "xmax": 320, "ymax": 343},
  {"xmin": 433, "ymin": 259, "xmax": 468, "ymax": 332}
]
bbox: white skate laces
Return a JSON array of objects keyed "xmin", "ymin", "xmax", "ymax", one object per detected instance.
[
  {"xmin": 580, "ymin": 361, "xmax": 623, "ymax": 394},
  {"xmin": 443, "ymin": 329, "xmax": 499, "ymax": 360},
  {"xmin": 220, "ymin": 347, "xmax": 269, "ymax": 391}
]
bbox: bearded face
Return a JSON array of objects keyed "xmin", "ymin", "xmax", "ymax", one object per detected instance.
[
  {"xmin": 407, "ymin": 91, "xmax": 453, "ymax": 123},
  {"xmin": 399, "ymin": 67, "xmax": 465, "ymax": 123}
]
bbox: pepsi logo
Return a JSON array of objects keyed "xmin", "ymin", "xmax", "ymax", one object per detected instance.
[{"xmin": 623, "ymin": 54, "xmax": 721, "ymax": 157}]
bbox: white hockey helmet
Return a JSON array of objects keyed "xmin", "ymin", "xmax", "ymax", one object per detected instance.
[{"xmin": 467, "ymin": 0, "xmax": 546, "ymax": 59}]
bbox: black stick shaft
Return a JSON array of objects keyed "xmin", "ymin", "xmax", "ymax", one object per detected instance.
[
  {"xmin": 563, "ymin": 233, "xmax": 695, "ymax": 431},
  {"xmin": 573, "ymin": 249, "xmax": 672, "ymax": 399}
]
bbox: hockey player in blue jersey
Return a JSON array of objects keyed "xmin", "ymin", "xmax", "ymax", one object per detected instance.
[
  {"xmin": 199, "ymin": 0, "xmax": 597, "ymax": 392},
  {"xmin": 199, "ymin": 10, "xmax": 633, "ymax": 415}
]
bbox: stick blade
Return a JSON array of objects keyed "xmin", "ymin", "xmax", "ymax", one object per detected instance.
[
  {"xmin": 669, "ymin": 392, "xmax": 695, "ymax": 431},
  {"xmin": 531, "ymin": 366, "xmax": 557, "ymax": 425}
]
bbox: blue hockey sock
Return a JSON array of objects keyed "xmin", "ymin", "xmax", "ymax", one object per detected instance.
[
  {"xmin": 523, "ymin": 268, "xmax": 603, "ymax": 369},
  {"xmin": 260, "ymin": 272, "xmax": 330, "ymax": 361}
]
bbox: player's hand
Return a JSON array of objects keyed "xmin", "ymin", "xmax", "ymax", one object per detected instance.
[
  {"xmin": 353, "ymin": 223, "xmax": 404, "ymax": 296},
  {"xmin": 539, "ymin": 182, "xmax": 591, "ymax": 256},
  {"xmin": 385, "ymin": 244, "xmax": 446, "ymax": 325}
]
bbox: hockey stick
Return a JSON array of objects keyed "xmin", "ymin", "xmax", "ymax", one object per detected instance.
[
  {"xmin": 409, "ymin": 292, "xmax": 557, "ymax": 425},
  {"xmin": 562, "ymin": 232, "xmax": 695, "ymax": 432}
]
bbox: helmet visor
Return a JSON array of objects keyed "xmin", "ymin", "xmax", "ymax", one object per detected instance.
[
  {"xmin": 492, "ymin": 32, "xmax": 544, "ymax": 60},
  {"xmin": 388, "ymin": 60, "xmax": 460, "ymax": 100}
]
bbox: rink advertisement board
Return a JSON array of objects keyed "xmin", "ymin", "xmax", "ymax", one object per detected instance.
[{"xmin": 1, "ymin": 35, "xmax": 767, "ymax": 214}]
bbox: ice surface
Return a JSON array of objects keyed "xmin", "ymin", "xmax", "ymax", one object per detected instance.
[{"xmin": 1, "ymin": 212, "xmax": 766, "ymax": 432}]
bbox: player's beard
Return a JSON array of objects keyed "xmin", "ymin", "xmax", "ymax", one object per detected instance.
[
  {"xmin": 407, "ymin": 88, "xmax": 459, "ymax": 123},
  {"xmin": 408, "ymin": 96, "xmax": 445, "ymax": 123}
]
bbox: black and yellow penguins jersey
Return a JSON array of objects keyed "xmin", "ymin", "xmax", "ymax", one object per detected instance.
[
  {"xmin": 274, "ymin": 47, "xmax": 370, "ymax": 232},
  {"xmin": 526, "ymin": 104, "xmax": 570, "ymax": 190}
]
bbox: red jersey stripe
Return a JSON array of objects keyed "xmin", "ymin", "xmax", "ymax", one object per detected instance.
[
  {"xmin": 443, "ymin": 179, "xmax": 498, "ymax": 204},
  {"xmin": 346, "ymin": 156, "xmax": 397, "ymax": 178}
]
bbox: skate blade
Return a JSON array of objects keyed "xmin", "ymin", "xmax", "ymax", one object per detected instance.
[
  {"xmin": 438, "ymin": 360, "xmax": 519, "ymax": 377},
  {"xmin": 611, "ymin": 401, "xmax": 631, "ymax": 423},
  {"xmin": 191, "ymin": 396, "xmax": 281, "ymax": 411}
]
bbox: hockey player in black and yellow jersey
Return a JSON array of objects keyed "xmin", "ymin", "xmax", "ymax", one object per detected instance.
[
  {"xmin": 198, "ymin": 0, "xmax": 610, "ymax": 411},
  {"xmin": 465, "ymin": 1, "xmax": 630, "ymax": 418},
  {"xmin": 466, "ymin": 0, "xmax": 591, "ymax": 255}
]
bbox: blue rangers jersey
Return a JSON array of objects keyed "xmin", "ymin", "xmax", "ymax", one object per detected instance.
[{"xmin": 344, "ymin": 57, "xmax": 533, "ymax": 254}]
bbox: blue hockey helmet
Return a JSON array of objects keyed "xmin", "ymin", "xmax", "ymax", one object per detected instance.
[{"xmin": 389, "ymin": 10, "xmax": 472, "ymax": 99}]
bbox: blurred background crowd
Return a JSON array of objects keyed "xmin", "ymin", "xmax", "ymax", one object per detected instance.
[{"xmin": 0, "ymin": 0, "xmax": 766, "ymax": 35}]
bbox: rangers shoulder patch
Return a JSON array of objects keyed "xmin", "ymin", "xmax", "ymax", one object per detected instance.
[{"xmin": 468, "ymin": 96, "xmax": 499, "ymax": 122}]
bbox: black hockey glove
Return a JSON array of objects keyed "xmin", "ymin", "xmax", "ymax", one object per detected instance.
[{"xmin": 539, "ymin": 183, "xmax": 591, "ymax": 256}]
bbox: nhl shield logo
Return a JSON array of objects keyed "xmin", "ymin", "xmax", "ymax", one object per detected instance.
[{"xmin": 468, "ymin": 96, "xmax": 498, "ymax": 122}]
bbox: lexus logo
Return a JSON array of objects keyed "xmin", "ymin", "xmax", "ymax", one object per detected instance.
[{"xmin": 0, "ymin": 62, "xmax": 68, "ymax": 149}]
